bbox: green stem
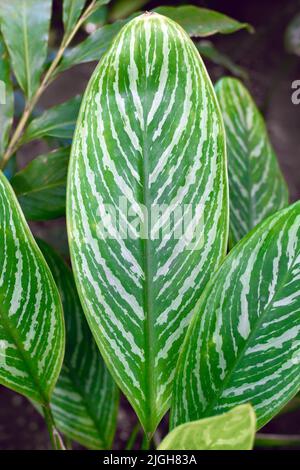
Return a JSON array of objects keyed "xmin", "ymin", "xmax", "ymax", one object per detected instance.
[
  {"xmin": 43, "ymin": 404, "xmax": 66, "ymax": 450},
  {"xmin": 141, "ymin": 432, "xmax": 151, "ymax": 450},
  {"xmin": 255, "ymin": 433, "xmax": 300, "ymax": 448},
  {"xmin": 64, "ymin": 436, "xmax": 73, "ymax": 450},
  {"xmin": 125, "ymin": 423, "xmax": 140, "ymax": 450}
]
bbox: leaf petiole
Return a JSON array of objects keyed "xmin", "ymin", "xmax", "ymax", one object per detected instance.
[{"xmin": 43, "ymin": 404, "xmax": 66, "ymax": 450}]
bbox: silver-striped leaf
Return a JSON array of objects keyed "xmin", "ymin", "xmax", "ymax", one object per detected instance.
[
  {"xmin": 171, "ymin": 201, "xmax": 300, "ymax": 430},
  {"xmin": 159, "ymin": 405, "xmax": 256, "ymax": 450},
  {"xmin": 216, "ymin": 77, "xmax": 289, "ymax": 246},
  {"xmin": 37, "ymin": 239, "xmax": 119, "ymax": 449},
  {"xmin": 0, "ymin": 0, "xmax": 52, "ymax": 99},
  {"xmin": 0, "ymin": 171, "xmax": 64, "ymax": 404},
  {"xmin": 67, "ymin": 12, "xmax": 228, "ymax": 435}
]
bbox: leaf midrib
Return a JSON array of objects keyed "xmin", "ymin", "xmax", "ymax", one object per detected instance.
[
  {"xmin": 15, "ymin": 179, "xmax": 66, "ymax": 197},
  {"xmin": 22, "ymin": 0, "xmax": 31, "ymax": 98},
  {"xmin": 140, "ymin": 36, "xmax": 155, "ymax": 435},
  {"xmin": 26, "ymin": 118, "xmax": 77, "ymax": 141}
]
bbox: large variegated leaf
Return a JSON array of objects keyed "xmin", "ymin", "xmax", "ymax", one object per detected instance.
[
  {"xmin": 171, "ymin": 201, "xmax": 300, "ymax": 430},
  {"xmin": 0, "ymin": 35, "xmax": 14, "ymax": 162},
  {"xmin": 67, "ymin": 13, "xmax": 228, "ymax": 435},
  {"xmin": 0, "ymin": 171, "xmax": 64, "ymax": 404},
  {"xmin": 216, "ymin": 77, "xmax": 288, "ymax": 246},
  {"xmin": 37, "ymin": 239, "xmax": 119, "ymax": 449},
  {"xmin": 159, "ymin": 405, "xmax": 256, "ymax": 450},
  {"xmin": 0, "ymin": 0, "xmax": 52, "ymax": 99}
]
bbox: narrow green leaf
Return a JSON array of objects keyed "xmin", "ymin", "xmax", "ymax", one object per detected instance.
[
  {"xmin": 216, "ymin": 77, "xmax": 289, "ymax": 246},
  {"xmin": 56, "ymin": 20, "xmax": 127, "ymax": 74},
  {"xmin": 63, "ymin": 0, "xmax": 86, "ymax": 36},
  {"xmin": 11, "ymin": 148, "xmax": 69, "ymax": 221},
  {"xmin": 37, "ymin": 239, "xmax": 119, "ymax": 450},
  {"xmin": 171, "ymin": 201, "xmax": 300, "ymax": 430},
  {"xmin": 0, "ymin": 35, "xmax": 14, "ymax": 161},
  {"xmin": 0, "ymin": 0, "xmax": 52, "ymax": 100},
  {"xmin": 22, "ymin": 96, "xmax": 82, "ymax": 144},
  {"xmin": 67, "ymin": 13, "xmax": 228, "ymax": 435},
  {"xmin": 154, "ymin": 5, "xmax": 253, "ymax": 37},
  {"xmin": 109, "ymin": 0, "xmax": 148, "ymax": 21},
  {"xmin": 159, "ymin": 405, "xmax": 256, "ymax": 450},
  {"xmin": 197, "ymin": 41, "xmax": 247, "ymax": 79},
  {"xmin": 0, "ymin": 171, "xmax": 64, "ymax": 404},
  {"xmin": 285, "ymin": 12, "xmax": 300, "ymax": 56}
]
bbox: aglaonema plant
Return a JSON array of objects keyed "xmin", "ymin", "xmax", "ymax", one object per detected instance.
[{"xmin": 0, "ymin": 0, "xmax": 299, "ymax": 451}]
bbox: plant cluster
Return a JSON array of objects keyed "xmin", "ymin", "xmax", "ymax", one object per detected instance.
[{"xmin": 0, "ymin": 0, "xmax": 299, "ymax": 451}]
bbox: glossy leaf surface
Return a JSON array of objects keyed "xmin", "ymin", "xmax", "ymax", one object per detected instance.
[
  {"xmin": 67, "ymin": 13, "xmax": 228, "ymax": 435},
  {"xmin": 159, "ymin": 405, "xmax": 255, "ymax": 450}
]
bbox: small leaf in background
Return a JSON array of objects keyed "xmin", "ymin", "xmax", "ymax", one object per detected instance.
[
  {"xmin": 285, "ymin": 12, "xmax": 300, "ymax": 56},
  {"xmin": 22, "ymin": 96, "xmax": 82, "ymax": 143},
  {"xmin": 197, "ymin": 41, "xmax": 247, "ymax": 79},
  {"xmin": 56, "ymin": 21, "xmax": 127, "ymax": 74},
  {"xmin": 171, "ymin": 201, "xmax": 300, "ymax": 430},
  {"xmin": 11, "ymin": 147, "xmax": 69, "ymax": 221},
  {"xmin": 159, "ymin": 405, "xmax": 256, "ymax": 450},
  {"xmin": 0, "ymin": 36, "xmax": 14, "ymax": 162},
  {"xmin": 154, "ymin": 5, "xmax": 253, "ymax": 37},
  {"xmin": 109, "ymin": 0, "xmax": 149, "ymax": 21},
  {"xmin": 216, "ymin": 77, "xmax": 288, "ymax": 246},
  {"xmin": 67, "ymin": 13, "xmax": 228, "ymax": 436},
  {"xmin": 0, "ymin": 0, "xmax": 52, "ymax": 100},
  {"xmin": 37, "ymin": 239, "xmax": 119, "ymax": 450},
  {"xmin": 63, "ymin": 0, "xmax": 86, "ymax": 36},
  {"xmin": 0, "ymin": 171, "xmax": 64, "ymax": 404}
]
